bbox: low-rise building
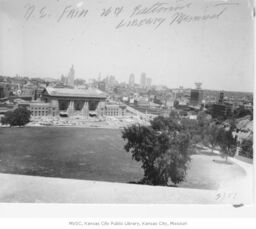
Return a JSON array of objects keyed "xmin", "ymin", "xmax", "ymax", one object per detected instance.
[
  {"xmin": 211, "ymin": 103, "xmax": 232, "ymax": 119},
  {"xmin": 29, "ymin": 102, "xmax": 51, "ymax": 117},
  {"xmin": 104, "ymin": 104, "xmax": 126, "ymax": 116}
]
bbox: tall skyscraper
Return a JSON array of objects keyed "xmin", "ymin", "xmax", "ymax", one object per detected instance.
[
  {"xmin": 106, "ymin": 75, "xmax": 117, "ymax": 87},
  {"xmin": 129, "ymin": 74, "xmax": 135, "ymax": 87},
  {"xmin": 140, "ymin": 72, "xmax": 146, "ymax": 88},
  {"xmin": 67, "ymin": 65, "xmax": 75, "ymax": 87},
  {"xmin": 146, "ymin": 77, "xmax": 152, "ymax": 89}
]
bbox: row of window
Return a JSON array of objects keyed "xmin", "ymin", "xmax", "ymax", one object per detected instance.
[
  {"xmin": 105, "ymin": 112, "xmax": 119, "ymax": 116},
  {"xmin": 30, "ymin": 107, "xmax": 49, "ymax": 110},
  {"xmin": 30, "ymin": 107, "xmax": 126, "ymax": 116},
  {"xmin": 32, "ymin": 111, "xmax": 48, "ymax": 116},
  {"xmin": 104, "ymin": 109, "xmax": 126, "ymax": 116}
]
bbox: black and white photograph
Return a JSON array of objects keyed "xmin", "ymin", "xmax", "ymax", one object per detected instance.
[{"xmin": 0, "ymin": 0, "xmax": 255, "ymax": 222}]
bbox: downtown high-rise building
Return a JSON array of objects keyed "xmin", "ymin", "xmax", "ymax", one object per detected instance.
[
  {"xmin": 146, "ymin": 77, "xmax": 152, "ymax": 89},
  {"xmin": 129, "ymin": 73, "xmax": 135, "ymax": 87},
  {"xmin": 60, "ymin": 65, "xmax": 75, "ymax": 88},
  {"xmin": 140, "ymin": 73, "xmax": 152, "ymax": 89},
  {"xmin": 67, "ymin": 65, "xmax": 75, "ymax": 87},
  {"xmin": 140, "ymin": 73, "xmax": 146, "ymax": 88}
]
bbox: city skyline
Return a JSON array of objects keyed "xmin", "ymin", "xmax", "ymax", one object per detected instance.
[
  {"xmin": 1, "ymin": 70, "xmax": 253, "ymax": 94},
  {"xmin": 0, "ymin": 0, "xmax": 254, "ymax": 93}
]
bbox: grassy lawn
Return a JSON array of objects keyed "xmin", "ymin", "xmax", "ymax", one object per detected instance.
[
  {"xmin": 0, "ymin": 127, "xmax": 143, "ymax": 183},
  {"xmin": 0, "ymin": 127, "xmax": 246, "ymax": 190}
]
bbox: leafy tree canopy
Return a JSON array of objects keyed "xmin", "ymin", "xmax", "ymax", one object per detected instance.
[
  {"xmin": 1, "ymin": 107, "xmax": 31, "ymax": 127},
  {"xmin": 122, "ymin": 116, "xmax": 191, "ymax": 186}
]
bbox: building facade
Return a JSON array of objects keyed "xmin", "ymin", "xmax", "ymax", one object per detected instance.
[
  {"xmin": 0, "ymin": 83, "xmax": 9, "ymax": 99},
  {"xmin": 190, "ymin": 89, "xmax": 204, "ymax": 106},
  {"xmin": 41, "ymin": 87, "xmax": 107, "ymax": 117},
  {"xmin": 29, "ymin": 102, "xmax": 51, "ymax": 117},
  {"xmin": 211, "ymin": 103, "xmax": 232, "ymax": 119},
  {"xmin": 104, "ymin": 104, "xmax": 127, "ymax": 116}
]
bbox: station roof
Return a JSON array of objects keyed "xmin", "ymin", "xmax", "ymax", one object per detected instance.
[{"xmin": 44, "ymin": 87, "xmax": 107, "ymax": 99}]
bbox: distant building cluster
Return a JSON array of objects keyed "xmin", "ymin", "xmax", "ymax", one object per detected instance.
[
  {"xmin": 128, "ymin": 73, "xmax": 152, "ymax": 89},
  {"xmin": 140, "ymin": 73, "xmax": 152, "ymax": 89},
  {"xmin": 0, "ymin": 69, "xmax": 253, "ymax": 123},
  {"xmin": 0, "ymin": 66, "xmax": 132, "ymax": 119}
]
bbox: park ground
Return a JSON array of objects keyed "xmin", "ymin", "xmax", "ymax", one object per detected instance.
[{"xmin": 0, "ymin": 127, "xmax": 254, "ymax": 203}]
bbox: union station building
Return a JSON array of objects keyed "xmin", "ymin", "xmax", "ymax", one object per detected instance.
[
  {"xmin": 28, "ymin": 87, "xmax": 127, "ymax": 117},
  {"xmin": 41, "ymin": 87, "xmax": 106, "ymax": 116}
]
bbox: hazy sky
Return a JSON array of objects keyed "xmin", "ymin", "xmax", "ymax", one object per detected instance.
[{"xmin": 0, "ymin": 0, "xmax": 254, "ymax": 92}]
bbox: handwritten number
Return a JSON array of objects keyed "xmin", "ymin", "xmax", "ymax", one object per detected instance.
[
  {"xmin": 101, "ymin": 7, "xmax": 123, "ymax": 17},
  {"xmin": 216, "ymin": 192, "xmax": 237, "ymax": 201},
  {"xmin": 101, "ymin": 7, "xmax": 112, "ymax": 17}
]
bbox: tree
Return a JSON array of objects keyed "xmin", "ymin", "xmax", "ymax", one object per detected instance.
[
  {"xmin": 216, "ymin": 121, "xmax": 237, "ymax": 161},
  {"xmin": 197, "ymin": 111, "xmax": 211, "ymax": 141},
  {"xmin": 181, "ymin": 118, "xmax": 198, "ymax": 136},
  {"xmin": 122, "ymin": 116, "xmax": 191, "ymax": 186},
  {"xmin": 240, "ymin": 138, "xmax": 253, "ymax": 159},
  {"xmin": 234, "ymin": 107, "xmax": 253, "ymax": 119},
  {"xmin": 150, "ymin": 115, "xmax": 181, "ymax": 132},
  {"xmin": 180, "ymin": 118, "xmax": 201, "ymax": 148},
  {"xmin": 204, "ymin": 122, "xmax": 219, "ymax": 152},
  {"xmin": 169, "ymin": 110, "xmax": 180, "ymax": 120},
  {"xmin": 1, "ymin": 111, "xmax": 14, "ymax": 125},
  {"xmin": 1, "ymin": 107, "xmax": 31, "ymax": 127}
]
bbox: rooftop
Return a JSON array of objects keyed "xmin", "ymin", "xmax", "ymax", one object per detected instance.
[
  {"xmin": 30, "ymin": 102, "xmax": 50, "ymax": 106},
  {"xmin": 44, "ymin": 87, "xmax": 107, "ymax": 99}
]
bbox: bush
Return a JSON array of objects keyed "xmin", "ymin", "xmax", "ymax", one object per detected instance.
[{"xmin": 1, "ymin": 107, "xmax": 31, "ymax": 127}]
